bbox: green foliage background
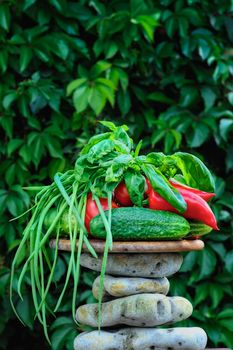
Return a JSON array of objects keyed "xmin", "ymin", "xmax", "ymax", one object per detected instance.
[{"xmin": 0, "ymin": 0, "xmax": 233, "ymax": 349}]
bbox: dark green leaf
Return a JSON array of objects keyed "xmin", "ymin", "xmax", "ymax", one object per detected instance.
[
  {"xmin": 189, "ymin": 123, "xmax": 209, "ymax": 148},
  {"xmin": 3, "ymin": 92, "xmax": 17, "ymax": 109},
  {"xmin": 124, "ymin": 169, "xmax": 145, "ymax": 206},
  {"xmin": 225, "ymin": 251, "xmax": 233, "ymax": 275},
  {"xmin": 73, "ymin": 86, "xmax": 89, "ymax": 113},
  {"xmin": 219, "ymin": 119, "xmax": 233, "ymax": 141},
  {"xmin": 174, "ymin": 152, "xmax": 215, "ymax": 191},
  {"xmin": 147, "ymin": 91, "xmax": 174, "ymax": 105},
  {"xmin": 0, "ymin": 49, "xmax": 8, "ymax": 73},
  {"xmin": 198, "ymin": 247, "xmax": 217, "ymax": 280},
  {"xmin": 201, "ymin": 87, "xmax": 217, "ymax": 110},
  {"xmin": 0, "ymin": 4, "xmax": 10, "ymax": 31},
  {"xmin": 19, "ymin": 47, "xmax": 33, "ymax": 72},
  {"xmin": 90, "ymin": 61, "xmax": 111, "ymax": 78},
  {"xmin": 66, "ymin": 78, "xmax": 87, "ymax": 96},
  {"xmin": 88, "ymin": 86, "xmax": 106, "ymax": 115}
]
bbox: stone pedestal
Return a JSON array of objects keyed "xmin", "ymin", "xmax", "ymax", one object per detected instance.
[
  {"xmin": 74, "ymin": 250, "xmax": 207, "ymax": 350},
  {"xmin": 50, "ymin": 239, "xmax": 208, "ymax": 349}
]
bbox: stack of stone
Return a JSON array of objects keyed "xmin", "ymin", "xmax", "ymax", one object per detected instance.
[{"xmin": 74, "ymin": 252, "xmax": 207, "ymax": 350}]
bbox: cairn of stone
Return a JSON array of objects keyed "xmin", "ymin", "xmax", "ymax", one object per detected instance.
[{"xmin": 74, "ymin": 252, "xmax": 207, "ymax": 350}]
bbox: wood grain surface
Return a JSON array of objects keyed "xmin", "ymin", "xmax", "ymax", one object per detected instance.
[{"xmin": 49, "ymin": 239, "xmax": 205, "ymax": 253}]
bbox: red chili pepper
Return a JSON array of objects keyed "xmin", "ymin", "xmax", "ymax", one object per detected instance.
[
  {"xmin": 114, "ymin": 182, "xmax": 133, "ymax": 206},
  {"xmin": 169, "ymin": 179, "xmax": 215, "ymax": 201},
  {"xmin": 148, "ymin": 188, "xmax": 219, "ymax": 230},
  {"xmin": 85, "ymin": 194, "xmax": 118, "ymax": 232}
]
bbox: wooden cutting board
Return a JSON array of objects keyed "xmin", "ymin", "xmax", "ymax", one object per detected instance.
[{"xmin": 50, "ymin": 239, "xmax": 204, "ymax": 253}]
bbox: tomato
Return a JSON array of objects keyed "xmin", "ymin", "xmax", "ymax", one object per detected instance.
[
  {"xmin": 114, "ymin": 182, "xmax": 133, "ymax": 206},
  {"xmin": 84, "ymin": 193, "xmax": 118, "ymax": 232},
  {"xmin": 115, "ymin": 179, "xmax": 152, "ymax": 206}
]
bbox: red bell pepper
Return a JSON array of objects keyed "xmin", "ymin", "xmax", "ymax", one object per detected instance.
[
  {"xmin": 148, "ymin": 188, "xmax": 219, "ymax": 230},
  {"xmin": 169, "ymin": 179, "xmax": 215, "ymax": 201},
  {"xmin": 85, "ymin": 194, "xmax": 118, "ymax": 232}
]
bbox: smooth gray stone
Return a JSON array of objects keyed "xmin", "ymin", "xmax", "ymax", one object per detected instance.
[
  {"xmin": 92, "ymin": 275, "xmax": 170, "ymax": 299},
  {"xmin": 74, "ymin": 327, "xmax": 207, "ymax": 350},
  {"xmin": 80, "ymin": 253, "xmax": 183, "ymax": 277},
  {"xmin": 76, "ymin": 293, "xmax": 193, "ymax": 327}
]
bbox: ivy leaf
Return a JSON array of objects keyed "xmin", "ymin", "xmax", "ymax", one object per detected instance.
[
  {"xmin": 7, "ymin": 139, "xmax": 24, "ymax": 156},
  {"xmin": 132, "ymin": 14, "xmax": 160, "ymax": 41},
  {"xmin": 198, "ymin": 246, "xmax": 217, "ymax": 280},
  {"xmin": 180, "ymin": 251, "xmax": 199, "ymax": 272},
  {"xmin": 90, "ymin": 60, "xmax": 111, "ymax": 78},
  {"xmin": 189, "ymin": 123, "xmax": 209, "ymax": 148},
  {"xmin": 0, "ymin": 4, "xmax": 11, "ymax": 31},
  {"xmin": 88, "ymin": 86, "xmax": 106, "ymax": 115},
  {"xmin": 0, "ymin": 49, "xmax": 8, "ymax": 73},
  {"xmin": 23, "ymin": 0, "xmax": 37, "ymax": 10},
  {"xmin": 66, "ymin": 78, "xmax": 87, "ymax": 96},
  {"xmin": 3, "ymin": 92, "xmax": 18, "ymax": 109},
  {"xmin": 73, "ymin": 86, "xmax": 89, "ymax": 113},
  {"xmin": 201, "ymin": 86, "xmax": 217, "ymax": 110},
  {"xmin": 219, "ymin": 119, "xmax": 233, "ymax": 141},
  {"xmin": 225, "ymin": 251, "xmax": 233, "ymax": 275},
  {"xmin": 19, "ymin": 46, "xmax": 33, "ymax": 72},
  {"xmin": 148, "ymin": 91, "xmax": 174, "ymax": 105}
]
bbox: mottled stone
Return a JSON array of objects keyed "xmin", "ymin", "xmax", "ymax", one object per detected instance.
[
  {"xmin": 92, "ymin": 275, "xmax": 169, "ymax": 299},
  {"xmin": 74, "ymin": 327, "xmax": 207, "ymax": 350},
  {"xmin": 76, "ymin": 293, "xmax": 192, "ymax": 327},
  {"xmin": 80, "ymin": 253, "xmax": 183, "ymax": 277}
]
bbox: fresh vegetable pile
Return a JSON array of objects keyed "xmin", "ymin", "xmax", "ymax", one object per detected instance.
[{"xmin": 10, "ymin": 121, "xmax": 218, "ymax": 341}]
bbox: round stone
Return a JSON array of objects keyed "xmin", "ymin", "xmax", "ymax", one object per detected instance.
[
  {"xmin": 92, "ymin": 275, "xmax": 169, "ymax": 299},
  {"xmin": 76, "ymin": 293, "xmax": 193, "ymax": 327},
  {"xmin": 74, "ymin": 327, "xmax": 207, "ymax": 350},
  {"xmin": 80, "ymin": 253, "xmax": 183, "ymax": 277}
]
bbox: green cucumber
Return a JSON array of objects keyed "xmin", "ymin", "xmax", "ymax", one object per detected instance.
[
  {"xmin": 187, "ymin": 221, "xmax": 213, "ymax": 237},
  {"xmin": 90, "ymin": 207, "xmax": 190, "ymax": 240}
]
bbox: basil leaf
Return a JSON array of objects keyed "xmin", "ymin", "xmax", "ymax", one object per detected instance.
[
  {"xmin": 146, "ymin": 152, "xmax": 166, "ymax": 166},
  {"xmin": 105, "ymin": 164, "xmax": 125, "ymax": 182},
  {"xmin": 124, "ymin": 170, "xmax": 145, "ymax": 207},
  {"xmin": 80, "ymin": 132, "xmax": 111, "ymax": 155},
  {"xmin": 173, "ymin": 174, "xmax": 187, "ymax": 184},
  {"xmin": 113, "ymin": 140, "xmax": 130, "ymax": 154},
  {"xmin": 141, "ymin": 163, "xmax": 187, "ymax": 213},
  {"xmin": 101, "ymin": 154, "xmax": 132, "ymax": 167},
  {"xmin": 87, "ymin": 139, "xmax": 115, "ymax": 163},
  {"xmin": 173, "ymin": 152, "xmax": 215, "ymax": 192},
  {"xmin": 113, "ymin": 126, "xmax": 133, "ymax": 152}
]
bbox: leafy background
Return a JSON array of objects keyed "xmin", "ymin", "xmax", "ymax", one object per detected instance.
[{"xmin": 0, "ymin": 0, "xmax": 233, "ymax": 349}]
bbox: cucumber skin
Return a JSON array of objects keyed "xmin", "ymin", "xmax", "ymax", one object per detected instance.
[
  {"xmin": 90, "ymin": 207, "xmax": 190, "ymax": 241},
  {"xmin": 187, "ymin": 222, "xmax": 213, "ymax": 237}
]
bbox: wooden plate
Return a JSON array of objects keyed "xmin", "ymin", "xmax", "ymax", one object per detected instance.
[{"xmin": 49, "ymin": 239, "xmax": 204, "ymax": 253}]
